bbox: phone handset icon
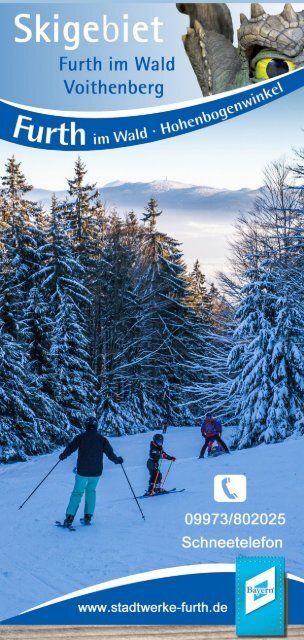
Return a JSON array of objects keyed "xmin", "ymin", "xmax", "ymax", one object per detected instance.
[
  {"xmin": 214, "ymin": 474, "xmax": 247, "ymax": 502},
  {"xmin": 221, "ymin": 476, "xmax": 238, "ymax": 500}
]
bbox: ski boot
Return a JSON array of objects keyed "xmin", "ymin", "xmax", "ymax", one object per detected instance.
[
  {"xmin": 63, "ymin": 514, "xmax": 74, "ymax": 528},
  {"xmin": 84, "ymin": 514, "xmax": 92, "ymax": 524},
  {"xmin": 80, "ymin": 514, "xmax": 93, "ymax": 525},
  {"xmin": 153, "ymin": 484, "xmax": 166, "ymax": 495},
  {"xmin": 144, "ymin": 483, "xmax": 157, "ymax": 496}
]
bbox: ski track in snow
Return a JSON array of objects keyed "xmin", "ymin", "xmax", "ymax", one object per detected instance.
[{"xmin": 1, "ymin": 427, "xmax": 303, "ymax": 620}]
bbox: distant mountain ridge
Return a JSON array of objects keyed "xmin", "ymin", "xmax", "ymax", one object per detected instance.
[
  {"xmin": 29, "ymin": 179, "xmax": 260, "ymax": 218},
  {"xmin": 27, "ymin": 179, "xmax": 260, "ymax": 277}
]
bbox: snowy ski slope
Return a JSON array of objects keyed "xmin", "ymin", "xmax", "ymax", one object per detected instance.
[{"xmin": 0, "ymin": 427, "xmax": 303, "ymax": 620}]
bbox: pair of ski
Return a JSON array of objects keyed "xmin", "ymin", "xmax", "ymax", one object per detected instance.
[
  {"xmin": 55, "ymin": 518, "xmax": 91, "ymax": 532},
  {"xmin": 138, "ymin": 488, "xmax": 185, "ymax": 499}
]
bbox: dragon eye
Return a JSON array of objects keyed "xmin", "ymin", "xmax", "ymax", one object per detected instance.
[{"xmin": 255, "ymin": 58, "xmax": 297, "ymax": 80}]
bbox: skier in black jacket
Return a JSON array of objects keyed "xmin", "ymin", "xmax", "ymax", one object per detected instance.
[
  {"xmin": 59, "ymin": 416, "xmax": 123, "ymax": 527},
  {"xmin": 146, "ymin": 433, "xmax": 176, "ymax": 495}
]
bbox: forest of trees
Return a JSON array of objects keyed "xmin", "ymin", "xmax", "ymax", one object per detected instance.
[
  {"xmin": 0, "ymin": 157, "xmax": 226, "ymax": 461},
  {"xmin": 196, "ymin": 152, "xmax": 304, "ymax": 448},
  {"xmin": 0, "ymin": 150, "xmax": 303, "ymax": 462}
]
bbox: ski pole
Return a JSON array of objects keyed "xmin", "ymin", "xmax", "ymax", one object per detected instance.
[
  {"xmin": 151, "ymin": 459, "xmax": 162, "ymax": 496},
  {"xmin": 18, "ymin": 460, "xmax": 61, "ymax": 510},
  {"xmin": 161, "ymin": 460, "xmax": 173, "ymax": 490},
  {"xmin": 120, "ymin": 463, "xmax": 145, "ymax": 521}
]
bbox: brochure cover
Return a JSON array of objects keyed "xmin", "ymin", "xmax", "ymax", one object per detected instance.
[{"xmin": 0, "ymin": 1, "xmax": 303, "ymax": 635}]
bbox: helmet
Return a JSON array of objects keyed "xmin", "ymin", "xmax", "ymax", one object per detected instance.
[
  {"xmin": 154, "ymin": 433, "xmax": 164, "ymax": 445},
  {"xmin": 85, "ymin": 416, "xmax": 98, "ymax": 431}
]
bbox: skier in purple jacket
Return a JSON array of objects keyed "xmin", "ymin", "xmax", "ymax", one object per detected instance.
[{"xmin": 199, "ymin": 414, "xmax": 229, "ymax": 458}]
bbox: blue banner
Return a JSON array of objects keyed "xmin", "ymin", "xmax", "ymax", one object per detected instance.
[
  {"xmin": 1, "ymin": 569, "xmax": 303, "ymax": 626},
  {"xmin": 0, "ymin": 68, "xmax": 303, "ymax": 151}
]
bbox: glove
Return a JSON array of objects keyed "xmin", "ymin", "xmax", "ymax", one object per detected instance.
[
  {"xmin": 170, "ymin": 456, "xmax": 176, "ymax": 462},
  {"xmin": 115, "ymin": 456, "xmax": 124, "ymax": 464},
  {"xmin": 59, "ymin": 453, "xmax": 65, "ymax": 461}
]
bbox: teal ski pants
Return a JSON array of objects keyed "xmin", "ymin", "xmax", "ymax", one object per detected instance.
[{"xmin": 66, "ymin": 474, "xmax": 100, "ymax": 517}]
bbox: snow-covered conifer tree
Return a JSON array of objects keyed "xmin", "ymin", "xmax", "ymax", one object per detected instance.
[
  {"xmin": 66, "ymin": 157, "xmax": 99, "ymax": 258},
  {"xmin": 137, "ymin": 198, "xmax": 199, "ymax": 426},
  {"xmin": 41, "ymin": 195, "xmax": 96, "ymax": 428},
  {"xmin": 229, "ymin": 159, "xmax": 304, "ymax": 446}
]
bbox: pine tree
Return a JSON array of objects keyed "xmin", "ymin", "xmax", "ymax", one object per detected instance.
[
  {"xmin": 228, "ymin": 159, "xmax": 304, "ymax": 446},
  {"xmin": 42, "ymin": 195, "xmax": 96, "ymax": 427},
  {"xmin": 188, "ymin": 260, "xmax": 212, "ymax": 317},
  {"xmin": 1, "ymin": 156, "xmax": 32, "ymax": 206},
  {"xmin": 186, "ymin": 261, "xmax": 234, "ymax": 422},
  {"xmin": 66, "ymin": 157, "xmax": 99, "ymax": 256},
  {"xmin": 142, "ymin": 197, "xmax": 162, "ymax": 230},
  {"xmin": 229, "ymin": 264, "xmax": 277, "ymax": 446},
  {"xmin": 267, "ymin": 288, "xmax": 304, "ymax": 437},
  {"xmin": 0, "ymin": 157, "xmax": 37, "ymax": 343},
  {"xmin": 0, "ymin": 320, "xmax": 38, "ymax": 461},
  {"xmin": 88, "ymin": 195, "xmax": 110, "ymax": 371},
  {"xmin": 96, "ymin": 212, "xmax": 142, "ymax": 434},
  {"xmin": 137, "ymin": 199, "xmax": 199, "ymax": 426},
  {"xmin": 66, "ymin": 158, "xmax": 104, "ymax": 376},
  {"xmin": 0, "ymin": 161, "xmax": 66, "ymax": 460}
]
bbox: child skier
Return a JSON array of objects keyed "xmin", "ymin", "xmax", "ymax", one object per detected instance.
[
  {"xmin": 146, "ymin": 433, "xmax": 176, "ymax": 495},
  {"xmin": 199, "ymin": 414, "xmax": 229, "ymax": 458},
  {"xmin": 59, "ymin": 416, "xmax": 123, "ymax": 527}
]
